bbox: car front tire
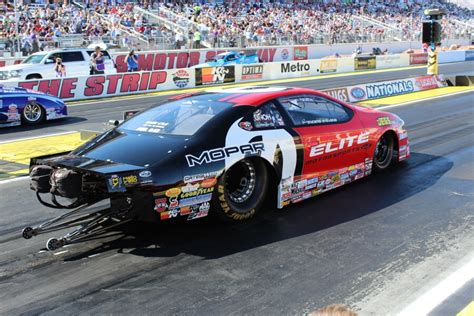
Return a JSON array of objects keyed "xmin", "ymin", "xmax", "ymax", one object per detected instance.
[
  {"xmin": 373, "ymin": 132, "xmax": 395, "ymax": 172},
  {"xmin": 213, "ymin": 158, "xmax": 268, "ymax": 222},
  {"xmin": 22, "ymin": 102, "xmax": 45, "ymax": 126}
]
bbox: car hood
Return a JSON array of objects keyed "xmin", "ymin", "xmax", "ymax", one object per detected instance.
[
  {"xmin": 72, "ymin": 129, "xmax": 189, "ymax": 169},
  {"xmin": 0, "ymin": 64, "xmax": 35, "ymax": 71}
]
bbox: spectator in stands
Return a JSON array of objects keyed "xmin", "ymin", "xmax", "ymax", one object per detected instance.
[
  {"xmin": 54, "ymin": 57, "xmax": 67, "ymax": 78},
  {"xmin": 193, "ymin": 29, "xmax": 201, "ymax": 48},
  {"xmin": 126, "ymin": 49, "xmax": 139, "ymax": 72},
  {"xmin": 175, "ymin": 30, "xmax": 184, "ymax": 49},
  {"xmin": 90, "ymin": 46, "xmax": 105, "ymax": 75}
]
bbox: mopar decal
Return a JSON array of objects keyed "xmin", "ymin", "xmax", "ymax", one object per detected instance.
[{"xmin": 185, "ymin": 143, "xmax": 265, "ymax": 167}]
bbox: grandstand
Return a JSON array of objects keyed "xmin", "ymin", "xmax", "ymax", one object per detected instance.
[{"xmin": 0, "ymin": 0, "xmax": 472, "ymax": 55}]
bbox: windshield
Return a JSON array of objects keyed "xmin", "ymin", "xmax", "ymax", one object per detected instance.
[
  {"xmin": 211, "ymin": 54, "xmax": 227, "ymax": 62},
  {"xmin": 118, "ymin": 94, "xmax": 233, "ymax": 136},
  {"xmin": 22, "ymin": 54, "xmax": 46, "ymax": 64}
]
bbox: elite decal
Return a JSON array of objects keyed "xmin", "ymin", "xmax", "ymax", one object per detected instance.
[{"xmin": 309, "ymin": 133, "xmax": 369, "ymax": 157}]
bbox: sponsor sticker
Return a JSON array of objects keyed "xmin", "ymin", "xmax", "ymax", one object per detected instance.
[
  {"xmin": 281, "ymin": 48, "xmax": 289, "ymax": 60},
  {"xmin": 154, "ymin": 198, "xmax": 167, "ymax": 213},
  {"xmin": 184, "ymin": 171, "xmax": 220, "ymax": 183},
  {"xmin": 239, "ymin": 121, "xmax": 253, "ymax": 131},
  {"xmin": 181, "ymin": 182, "xmax": 200, "ymax": 193},
  {"xmin": 201, "ymin": 178, "xmax": 217, "ymax": 188},
  {"xmin": 107, "ymin": 174, "xmax": 126, "ymax": 193},
  {"xmin": 377, "ymin": 117, "xmax": 392, "ymax": 126},
  {"xmin": 139, "ymin": 170, "xmax": 152, "ymax": 178},
  {"xmin": 165, "ymin": 187, "xmax": 181, "ymax": 197},
  {"xmin": 172, "ymin": 69, "xmax": 190, "ymax": 88},
  {"xmin": 122, "ymin": 175, "xmax": 138, "ymax": 185},
  {"xmin": 179, "ymin": 193, "xmax": 213, "ymax": 207},
  {"xmin": 7, "ymin": 104, "xmax": 19, "ymax": 121}
]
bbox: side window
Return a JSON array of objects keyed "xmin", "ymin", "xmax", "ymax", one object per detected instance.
[
  {"xmin": 60, "ymin": 52, "xmax": 85, "ymax": 62},
  {"xmin": 240, "ymin": 102, "xmax": 285, "ymax": 130},
  {"xmin": 279, "ymin": 95, "xmax": 352, "ymax": 126}
]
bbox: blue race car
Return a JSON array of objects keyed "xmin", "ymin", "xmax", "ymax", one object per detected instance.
[
  {"xmin": 0, "ymin": 85, "xmax": 67, "ymax": 127},
  {"xmin": 195, "ymin": 51, "xmax": 260, "ymax": 68}
]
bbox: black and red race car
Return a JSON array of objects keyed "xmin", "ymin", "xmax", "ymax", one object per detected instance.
[{"xmin": 24, "ymin": 86, "xmax": 409, "ymax": 250}]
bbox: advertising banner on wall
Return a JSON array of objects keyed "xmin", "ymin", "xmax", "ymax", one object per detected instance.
[
  {"xmin": 320, "ymin": 59, "xmax": 338, "ymax": 73},
  {"xmin": 354, "ymin": 56, "xmax": 376, "ymax": 70},
  {"xmin": 1, "ymin": 70, "xmax": 192, "ymax": 102},
  {"xmin": 240, "ymin": 65, "xmax": 264, "ymax": 81},
  {"xmin": 322, "ymin": 75, "xmax": 446, "ymax": 103},
  {"xmin": 409, "ymin": 53, "xmax": 428, "ymax": 65},
  {"xmin": 465, "ymin": 50, "xmax": 474, "ymax": 61},
  {"xmin": 195, "ymin": 66, "xmax": 235, "ymax": 86},
  {"xmin": 293, "ymin": 46, "xmax": 308, "ymax": 60}
]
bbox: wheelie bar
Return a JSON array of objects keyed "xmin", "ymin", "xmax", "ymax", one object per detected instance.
[{"xmin": 22, "ymin": 202, "xmax": 133, "ymax": 251}]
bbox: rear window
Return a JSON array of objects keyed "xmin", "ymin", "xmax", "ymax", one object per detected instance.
[
  {"xmin": 59, "ymin": 51, "xmax": 85, "ymax": 62},
  {"xmin": 118, "ymin": 94, "xmax": 233, "ymax": 136}
]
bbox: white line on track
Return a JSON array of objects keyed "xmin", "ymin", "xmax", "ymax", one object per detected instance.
[
  {"xmin": 0, "ymin": 131, "xmax": 76, "ymax": 144},
  {"xmin": 377, "ymin": 89, "xmax": 474, "ymax": 110},
  {"xmin": 0, "ymin": 176, "xmax": 29, "ymax": 185},
  {"xmin": 398, "ymin": 255, "xmax": 474, "ymax": 316}
]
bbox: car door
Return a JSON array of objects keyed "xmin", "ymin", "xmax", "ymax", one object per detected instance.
[
  {"xmin": 277, "ymin": 94, "xmax": 370, "ymax": 186},
  {"xmin": 59, "ymin": 51, "xmax": 88, "ymax": 77}
]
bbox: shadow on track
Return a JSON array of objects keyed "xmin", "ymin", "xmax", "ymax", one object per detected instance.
[
  {"xmin": 0, "ymin": 117, "xmax": 86, "ymax": 135},
  {"xmin": 64, "ymin": 152, "xmax": 453, "ymax": 261}
]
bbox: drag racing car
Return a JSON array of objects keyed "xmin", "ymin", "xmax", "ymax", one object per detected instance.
[
  {"xmin": 0, "ymin": 85, "xmax": 67, "ymax": 127},
  {"xmin": 194, "ymin": 51, "xmax": 260, "ymax": 68},
  {"xmin": 24, "ymin": 86, "xmax": 409, "ymax": 250}
]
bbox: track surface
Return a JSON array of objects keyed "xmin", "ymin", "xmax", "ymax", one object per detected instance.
[{"xmin": 0, "ymin": 62, "xmax": 473, "ymax": 315}]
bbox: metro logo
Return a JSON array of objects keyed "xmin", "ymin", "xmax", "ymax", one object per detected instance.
[{"xmin": 309, "ymin": 133, "xmax": 369, "ymax": 157}]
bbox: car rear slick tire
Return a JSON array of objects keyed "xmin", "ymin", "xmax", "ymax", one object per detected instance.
[
  {"xmin": 373, "ymin": 133, "xmax": 395, "ymax": 172},
  {"xmin": 213, "ymin": 158, "xmax": 268, "ymax": 222},
  {"xmin": 22, "ymin": 102, "xmax": 45, "ymax": 126}
]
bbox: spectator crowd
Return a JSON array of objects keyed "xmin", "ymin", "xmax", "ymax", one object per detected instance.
[
  {"xmin": 154, "ymin": 0, "xmax": 473, "ymax": 48},
  {"xmin": 0, "ymin": 0, "xmax": 472, "ymax": 54}
]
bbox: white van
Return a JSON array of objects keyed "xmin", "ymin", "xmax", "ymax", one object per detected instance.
[{"xmin": 0, "ymin": 48, "xmax": 117, "ymax": 81}]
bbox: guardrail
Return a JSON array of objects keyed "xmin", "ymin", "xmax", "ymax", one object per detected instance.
[{"xmin": 1, "ymin": 49, "xmax": 471, "ymax": 102}]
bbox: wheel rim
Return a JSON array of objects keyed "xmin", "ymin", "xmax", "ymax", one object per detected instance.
[
  {"xmin": 23, "ymin": 103, "xmax": 42, "ymax": 122},
  {"xmin": 225, "ymin": 160, "xmax": 257, "ymax": 204},
  {"xmin": 374, "ymin": 135, "xmax": 391, "ymax": 168}
]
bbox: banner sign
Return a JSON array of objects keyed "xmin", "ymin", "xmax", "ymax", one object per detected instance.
[
  {"xmin": 322, "ymin": 75, "xmax": 446, "ymax": 103},
  {"xmin": 195, "ymin": 66, "xmax": 235, "ymax": 86},
  {"xmin": 465, "ymin": 50, "xmax": 474, "ymax": 61},
  {"xmin": 354, "ymin": 56, "xmax": 376, "ymax": 70},
  {"xmin": 7, "ymin": 70, "xmax": 176, "ymax": 101},
  {"xmin": 322, "ymin": 87, "xmax": 350, "ymax": 102},
  {"xmin": 241, "ymin": 65, "xmax": 264, "ymax": 81},
  {"xmin": 409, "ymin": 53, "xmax": 428, "ymax": 65},
  {"xmin": 320, "ymin": 59, "xmax": 338, "ymax": 73},
  {"xmin": 293, "ymin": 46, "xmax": 308, "ymax": 60}
]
